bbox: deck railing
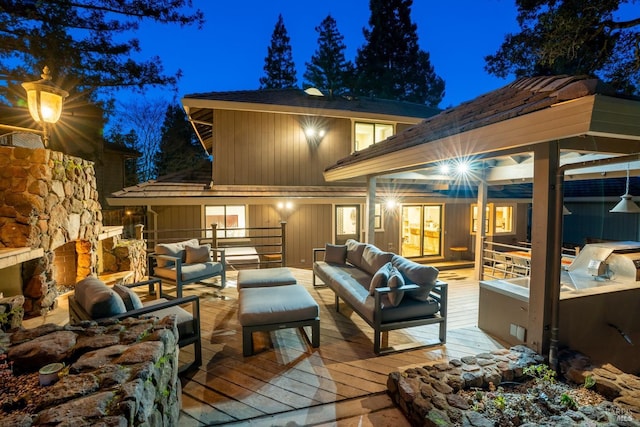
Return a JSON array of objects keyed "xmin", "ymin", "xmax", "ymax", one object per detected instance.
[
  {"xmin": 482, "ymin": 240, "xmax": 577, "ymax": 280},
  {"xmin": 139, "ymin": 222, "xmax": 287, "ymax": 270}
]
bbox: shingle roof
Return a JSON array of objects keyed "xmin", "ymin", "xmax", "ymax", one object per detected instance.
[
  {"xmin": 183, "ymin": 88, "xmax": 441, "ymax": 119},
  {"xmin": 326, "ymin": 75, "xmax": 621, "ymax": 172}
]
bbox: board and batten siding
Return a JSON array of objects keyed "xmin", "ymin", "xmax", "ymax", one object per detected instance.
[{"xmin": 213, "ymin": 110, "xmax": 352, "ymax": 186}]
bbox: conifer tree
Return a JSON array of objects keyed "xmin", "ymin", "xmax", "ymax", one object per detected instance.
[
  {"xmin": 485, "ymin": 0, "xmax": 639, "ymax": 95},
  {"xmin": 155, "ymin": 104, "xmax": 209, "ymax": 177},
  {"xmin": 304, "ymin": 15, "xmax": 354, "ymax": 97},
  {"xmin": 355, "ymin": 0, "xmax": 444, "ymax": 106},
  {"xmin": 259, "ymin": 14, "xmax": 298, "ymax": 89}
]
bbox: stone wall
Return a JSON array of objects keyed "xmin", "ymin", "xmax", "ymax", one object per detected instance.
[
  {"xmin": 1, "ymin": 316, "xmax": 181, "ymax": 426},
  {"xmin": 387, "ymin": 346, "xmax": 639, "ymax": 426},
  {"xmin": 101, "ymin": 236, "xmax": 147, "ymax": 283},
  {"xmin": 0, "ymin": 147, "xmax": 102, "ymax": 314}
]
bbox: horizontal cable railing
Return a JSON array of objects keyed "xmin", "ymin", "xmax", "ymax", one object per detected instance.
[{"xmin": 140, "ymin": 222, "xmax": 286, "ymax": 270}]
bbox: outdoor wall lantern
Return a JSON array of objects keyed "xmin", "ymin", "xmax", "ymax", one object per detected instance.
[
  {"xmin": 276, "ymin": 200, "xmax": 294, "ymax": 221},
  {"xmin": 300, "ymin": 116, "xmax": 327, "ymax": 146},
  {"xmin": 609, "ymin": 166, "xmax": 640, "ymax": 213},
  {"xmin": 21, "ymin": 66, "xmax": 69, "ymax": 147}
]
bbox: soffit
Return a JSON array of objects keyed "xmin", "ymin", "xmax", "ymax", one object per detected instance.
[{"xmin": 323, "ymin": 76, "xmax": 640, "ymax": 185}]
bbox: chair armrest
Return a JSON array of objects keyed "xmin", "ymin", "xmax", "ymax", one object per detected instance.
[
  {"xmin": 211, "ymin": 248, "xmax": 226, "ymax": 264},
  {"xmin": 313, "ymin": 248, "xmax": 326, "ymax": 262},
  {"xmin": 125, "ymin": 278, "xmax": 163, "ymax": 296},
  {"xmin": 373, "ymin": 283, "xmax": 421, "ymax": 295},
  {"xmin": 109, "ymin": 294, "xmax": 200, "ymax": 321}
]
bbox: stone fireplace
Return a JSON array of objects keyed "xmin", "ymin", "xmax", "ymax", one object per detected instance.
[{"xmin": 0, "ymin": 146, "xmax": 103, "ymax": 315}]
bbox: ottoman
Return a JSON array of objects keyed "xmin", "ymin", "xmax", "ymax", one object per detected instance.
[
  {"xmin": 238, "ymin": 284, "xmax": 320, "ymax": 356},
  {"xmin": 237, "ymin": 267, "xmax": 297, "ymax": 289}
]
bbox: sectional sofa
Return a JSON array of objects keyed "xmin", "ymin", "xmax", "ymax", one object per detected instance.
[{"xmin": 313, "ymin": 239, "xmax": 447, "ymax": 355}]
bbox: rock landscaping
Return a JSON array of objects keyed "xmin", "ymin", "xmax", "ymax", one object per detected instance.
[
  {"xmin": 0, "ymin": 316, "xmax": 181, "ymax": 426},
  {"xmin": 387, "ymin": 345, "xmax": 640, "ymax": 426}
]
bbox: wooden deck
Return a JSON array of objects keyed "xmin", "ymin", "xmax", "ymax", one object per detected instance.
[{"xmin": 24, "ymin": 267, "xmax": 506, "ymax": 426}]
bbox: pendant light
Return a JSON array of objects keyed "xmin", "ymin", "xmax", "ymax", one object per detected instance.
[{"xmin": 609, "ymin": 165, "xmax": 640, "ymax": 213}]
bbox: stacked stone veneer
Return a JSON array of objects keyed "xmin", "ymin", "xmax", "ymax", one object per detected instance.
[
  {"xmin": 387, "ymin": 345, "xmax": 640, "ymax": 426},
  {"xmin": 0, "ymin": 146, "xmax": 102, "ymax": 314},
  {"xmin": 1, "ymin": 316, "xmax": 181, "ymax": 426},
  {"xmin": 101, "ymin": 236, "xmax": 147, "ymax": 283}
]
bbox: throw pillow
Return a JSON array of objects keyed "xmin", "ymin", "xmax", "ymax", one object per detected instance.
[
  {"xmin": 113, "ymin": 284, "xmax": 143, "ymax": 311},
  {"xmin": 361, "ymin": 245, "xmax": 394, "ymax": 276},
  {"xmin": 387, "ymin": 266, "xmax": 406, "ymax": 307},
  {"xmin": 369, "ymin": 262, "xmax": 392, "ymax": 295},
  {"xmin": 185, "ymin": 244, "xmax": 212, "ymax": 264},
  {"xmin": 392, "ymin": 256, "xmax": 439, "ymax": 302},
  {"xmin": 345, "ymin": 239, "xmax": 366, "ymax": 268},
  {"xmin": 154, "ymin": 239, "xmax": 200, "ymax": 267},
  {"xmin": 74, "ymin": 277, "xmax": 127, "ymax": 318},
  {"xmin": 324, "ymin": 243, "xmax": 347, "ymax": 264}
]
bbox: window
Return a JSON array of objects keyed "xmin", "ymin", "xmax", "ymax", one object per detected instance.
[
  {"xmin": 205, "ymin": 205, "xmax": 246, "ymax": 238},
  {"xmin": 354, "ymin": 122, "xmax": 394, "ymax": 151},
  {"xmin": 374, "ymin": 203, "xmax": 383, "ymax": 230},
  {"xmin": 471, "ymin": 203, "xmax": 514, "ymax": 235}
]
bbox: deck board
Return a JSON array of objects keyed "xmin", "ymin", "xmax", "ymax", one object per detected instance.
[{"xmin": 24, "ymin": 266, "xmax": 505, "ymax": 425}]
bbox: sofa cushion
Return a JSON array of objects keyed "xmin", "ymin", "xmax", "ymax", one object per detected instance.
[
  {"xmin": 155, "ymin": 239, "xmax": 199, "ymax": 267},
  {"xmin": 75, "ymin": 277, "xmax": 127, "ymax": 318},
  {"xmin": 387, "ymin": 266, "xmax": 405, "ymax": 306},
  {"xmin": 324, "ymin": 243, "xmax": 347, "ymax": 264},
  {"xmin": 153, "ymin": 261, "xmax": 223, "ymax": 283},
  {"xmin": 113, "ymin": 284, "xmax": 143, "ymax": 311},
  {"xmin": 361, "ymin": 245, "xmax": 394, "ymax": 276},
  {"xmin": 369, "ymin": 262, "xmax": 392, "ymax": 295},
  {"xmin": 345, "ymin": 239, "xmax": 366, "ymax": 268},
  {"xmin": 185, "ymin": 244, "xmax": 212, "ymax": 264},
  {"xmin": 392, "ymin": 256, "xmax": 439, "ymax": 301},
  {"xmin": 143, "ymin": 298, "xmax": 195, "ymax": 337}
]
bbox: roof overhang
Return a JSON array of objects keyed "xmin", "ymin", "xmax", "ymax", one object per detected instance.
[{"xmin": 323, "ymin": 94, "xmax": 640, "ymax": 184}]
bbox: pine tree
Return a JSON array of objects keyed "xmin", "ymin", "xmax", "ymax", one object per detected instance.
[
  {"xmin": 303, "ymin": 15, "xmax": 354, "ymax": 97},
  {"xmin": 355, "ymin": 0, "xmax": 444, "ymax": 106},
  {"xmin": 485, "ymin": 0, "xmax": 639, "ymax": 95},
  {"xmin": 259, "ymin": 14, "xmax": 298, "ymax": 89},
  {"xmin": 155, "ymin": 104, "xmax": 209, "ymax": 177}
]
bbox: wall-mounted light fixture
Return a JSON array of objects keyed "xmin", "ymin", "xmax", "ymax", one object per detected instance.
[
  {"xmin": 0, "ymin": 66, "xmax": 68, "ymax": 147},
  {"xmin": 276, "ymin": 200, "xmax": 294, "ymax": 220},
  {"xmin": 300, "ymin": 116, "xmax": 327, "ymax": 146}
]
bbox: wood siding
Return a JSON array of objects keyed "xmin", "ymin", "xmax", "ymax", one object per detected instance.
[{"xmin": 213, "ymin": 110, "xmax": 351, "ymax": 186}]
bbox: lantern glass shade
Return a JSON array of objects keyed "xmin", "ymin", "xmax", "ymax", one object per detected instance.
[{"xmin": 21, "ymin": 67, "xmax": 68, "ymax": 124}]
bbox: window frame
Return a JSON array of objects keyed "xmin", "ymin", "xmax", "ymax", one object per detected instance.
[
  {"xmin": 204, "ymin": 204, "xmax": 247, "ymax": 238},
  {"xmin": 353, "ymin": 121, "xmax": 395, "ymax": 152},
  {"xmin": 470, "ymin": 203, "xmax": 515, "ymax": 236}
]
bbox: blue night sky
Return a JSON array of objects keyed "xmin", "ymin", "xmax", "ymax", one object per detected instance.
[
  {"xmin": 129, "ymin": 0, "xmax": 633, "ymax": 108},
  {"xmin": 128, "ymin": 0, "xmax": 518, "ymax": 108}
]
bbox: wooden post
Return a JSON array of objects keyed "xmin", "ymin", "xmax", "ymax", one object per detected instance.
[
  {"xmin": 474, "ymin": 170, "xmax": 488, "ymax": 280},
  {"xmin": 528, "ymin": 142, "xmax": 560, "ymax": 358},
  {"xmin": 365, "ymin": 176, "xmax": 376, "ymax": 244},
  {"xmin": 280, "ymin": 221, "xmax": 287, "ymax": 267},
  {"xmin": 134, "ymin": 224, "xmax": 144, "ymax": 240},
  {"xmin": 211, "ymin": 224, "xmax": 217, "ymax": 248}
]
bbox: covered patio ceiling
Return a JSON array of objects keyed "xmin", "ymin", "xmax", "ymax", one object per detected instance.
[{"xmin": 324, "ymin": 75, "xmax": 640, "ymax": 189}]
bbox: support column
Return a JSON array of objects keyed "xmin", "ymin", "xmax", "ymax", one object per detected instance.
[
  {"xmin": 474, "ymin": 170, "xmax": 488, "ymax": 280},
  {"xmin": 528, "ymin": 142, "xmax": 560, "ymax": 357},
  {"xmin": 365, "ymin": 176, "xmax": 376, "ymax": 244}
]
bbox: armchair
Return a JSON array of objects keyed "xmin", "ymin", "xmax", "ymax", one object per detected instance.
[
  {"xmin": 148, "ymin": 239, "xmax": 226, "ymax": 298},
  {"xmin": 68, "ymin": 277, "xmax": 201, "ymax": 372}
]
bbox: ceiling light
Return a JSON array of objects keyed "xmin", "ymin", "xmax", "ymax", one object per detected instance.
[{"xmin": 610, "ymin": 166, "xmax": 640, "ymax": 213}]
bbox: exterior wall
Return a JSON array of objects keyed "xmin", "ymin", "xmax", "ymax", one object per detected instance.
[
  {"xmin": 563, "ymin": 201, "xmax": 640, "ymax": 246},
  {"xmin": 213, "ymin": 110, "xmax": 352, "ymax": 186}
]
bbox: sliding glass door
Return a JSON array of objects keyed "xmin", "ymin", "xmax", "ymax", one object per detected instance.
[{"xmin": 401, "ymin": 204, "xmax": 442, "ymax": 258}]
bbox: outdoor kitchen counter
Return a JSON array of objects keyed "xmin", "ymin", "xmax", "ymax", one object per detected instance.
[{"xmin": 479, "ymin": 276, "xmax": 640, "ymax": 374}]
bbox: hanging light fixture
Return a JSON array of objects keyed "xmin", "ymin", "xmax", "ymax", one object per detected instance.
[{"xmin": 609, "ymin": 165, "xmax": 640, "ymax": 213}]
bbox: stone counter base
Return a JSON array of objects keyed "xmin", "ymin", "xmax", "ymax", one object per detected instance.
[
  {"xmin": 1, "ymin": 316, "xmax": 181, "ymax": 426},
  {"xmin": 387, "ymin": 345, "xmax": 640, "ymax": 426}
]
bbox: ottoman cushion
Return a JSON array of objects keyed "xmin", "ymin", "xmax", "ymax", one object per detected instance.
[
  {"xmin": 237, "ymin": 267, "xmax": 297, "ymax": 289},
  {"xmin": 238, "ymin": 284, "xmax": 318, "ymax": 326}
]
